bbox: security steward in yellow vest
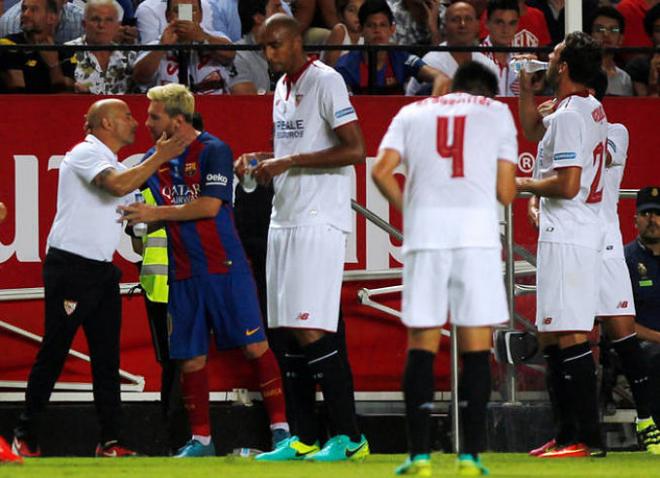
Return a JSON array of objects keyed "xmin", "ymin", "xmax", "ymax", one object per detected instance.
[{"xmin": 132, "ymin": 188, "xmax": 186, "ymax": 453}]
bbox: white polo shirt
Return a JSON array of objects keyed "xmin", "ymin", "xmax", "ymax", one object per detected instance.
[
  {"xmin": 271, "ymin": 60, "xmax": 358, "ymax": 233},
  {"xmin": 47, "ymin": 134, "xmax": 131, "ymax": 262},
  {"xmin": 378, "ymin": 92, "xmax": 518, "ymax": 252},
  {"xmin": 405, "ymin": 43, "xmax": 499, "ymax": 95}
]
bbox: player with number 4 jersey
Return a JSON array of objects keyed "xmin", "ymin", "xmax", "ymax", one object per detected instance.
[{"xmin": 373, "ymin": 62, "xmax": 518, "ymax": 477}]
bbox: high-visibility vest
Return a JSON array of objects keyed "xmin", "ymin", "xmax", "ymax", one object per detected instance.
[{"xmin": 139, "ymin": 189, "xmax": 169, "ymax": 303}]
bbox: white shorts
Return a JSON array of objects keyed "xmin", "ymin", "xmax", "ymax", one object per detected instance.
[
  {"xmin": 596, "ymin": 256, "xmax": 636, "ymax": 317},
  {"xmin": 266, "ymin": 225, "xmax": 345, "ymax": 332},
  {"xmin": 402, "ymin": 248, "xmax": 509, "ymax": 328},
  {"xmin": 535, "ymin": 242, "xmax": 600, "ymax": 332}
]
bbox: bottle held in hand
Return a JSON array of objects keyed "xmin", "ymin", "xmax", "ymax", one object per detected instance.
[
  {"xmin": 132, "ymin": 192, "xmax": 148, "ymax": 237},
  {"xmin": 510, "ymin": 59, "xmax": 549, "ymax": 75},
  {"xmin": 241, "ymin": 158, "xmax": 259, "ymax": 193}
]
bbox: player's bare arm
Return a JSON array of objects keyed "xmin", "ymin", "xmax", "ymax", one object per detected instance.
[
  {"xmin": 253, "ymin": 120, "xmax": 365, "ymax": 184},
  {"xmin": 635, "ymin": 322, "xmax": 660, "ymax": 344},
  {"xmin": 93, "ymin": 132, "xmax": 192, "ymax": 197},
  {"xmin": 496, "ymin": 160, "xmax": 517, "ymax": 206},
  {"xmin": 518, "ymin": 70, "xmax": 546, "ymax": 142},
  {"xmin": 371, "ymin": 148, "xmax": 404, "ymax": 212},
  {"xmin": 119, "ymin": 195, "xmax": 222, "ymax": 224},
  {"xmin": 515, "ymin": 166, "xmax": 581, "ymax": 199},
  {"xmin": 527, "ymin": 194, "xmax": 540, "ymax": 228}
]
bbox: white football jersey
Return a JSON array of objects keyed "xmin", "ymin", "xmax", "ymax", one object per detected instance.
[
  {"xmin": 535, "ymin": 92, "xmax": 608, "ymax": 249},
  {"xmin": 137, "ymin": 42, "xmax": 231, "ymax": 94},
  {"xmin": 480, "ymin": 36, "xmax": 520, "ymax": 96},
  {"xmin": 271, "ymin": 60, "xmax": 358, "ymax": 232},
  {"xmin": 378, "ymin": 92, "xmax": 518, "ymax": 252},
  {"xmin": 601, "ymin": 123, "xmax": 629, "ymax": 258}
]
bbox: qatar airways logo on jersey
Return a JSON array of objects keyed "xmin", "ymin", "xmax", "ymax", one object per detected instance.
[
  {"xmin": 275, "ymin": 119, "xmax": 305, "ymax": 139},
  {"xmin": 161, "ymin": 183, "xmax": 201, "ymax": 205}
]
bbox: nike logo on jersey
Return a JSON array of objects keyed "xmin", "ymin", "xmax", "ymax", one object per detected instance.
[
  {"xmin": 345, "ymin": 442, "xmax": 367, "ymax": 458},
  {"xmin": 245, "ymin": 327, "xmax": 261, "ymax": 336}
]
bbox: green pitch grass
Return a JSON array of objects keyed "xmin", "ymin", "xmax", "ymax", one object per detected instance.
[{"xmin": 1, "ymin": 453, "xmax": 659, "ymax": 478}]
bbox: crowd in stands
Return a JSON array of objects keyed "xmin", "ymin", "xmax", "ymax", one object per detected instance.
[{"xmin": 0, "ymin": 0, "xmax": 658, "ymax": 95}]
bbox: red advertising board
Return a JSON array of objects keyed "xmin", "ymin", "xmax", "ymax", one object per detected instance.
[{"xmin": 0, "ymin": 95, "xmax": 657, "ymax": 393}]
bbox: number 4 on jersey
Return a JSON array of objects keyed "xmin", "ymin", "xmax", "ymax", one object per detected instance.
[{"xmin": 437, "ymin": 116, "xmax": 466, "ymax": 178}]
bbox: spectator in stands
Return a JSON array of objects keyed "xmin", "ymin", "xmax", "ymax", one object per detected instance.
[
  {"xmin": 132, "ymin": 0, "xmax": 235, "ymax": 94},
  {"xmin": 478, "ymin": 0, "xmax": 550, "ymax": 47},
  {"xmin": 625, "ymin": 186, "xmax": 660, "ymax": 426},
  {"xmin": 406, "ymin": 1, "xmax": 498, "ymax": 95},
  {"xmin": 206, "ymin": 0, "xmax": 241, "ymax": 41},
  {"xmin": 292, "ymin": 0, "xmax": 340, "ymax": 43},
  {"xmin": 64, "ymin": 0, "xmax": 137, "ymax": 94},
  {"xmin": 0, "ymin": 0, "xmax": 74, "ymax": 92},
  {"xmin": 334, "ymin": 0, "xmax": 444, "ymax": 94},
  {"xmin": 617, "ymin": 0, "xmax": 658, "ymax": 50},
  {"xmin": 626, "ymin": 4, "xmax": 660, "ymax": 96},
  {"xmin": 0, "ymin": 0, "xmax": 82, "ymax": 42},
  {"xmin": 527, "ymin": 0, "xmax": 598, "ymax": 46},
  {"xmin": 389, "ymin": 0, "xmax": 446, "ymax": 47},
  {"xmin": 321, "ymin": 0, "xmax": 364, "ymax": 67},
  {"xmin": 136, "ymin": 0, "xmax": 216, "ymax": 44},
  {"xmin": 480, "ymin": 0, "xmax": 520, "ymax": 96},
  {"xmin": 589, "ymin": 6, "xmax": 634, "ymax": 96},
  {"xmin": 228, "ymin": 0, "xmax": 286, "ymax": 94}
]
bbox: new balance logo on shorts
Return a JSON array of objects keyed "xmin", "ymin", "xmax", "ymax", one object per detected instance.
[
  {"xmin": 297, "ymin": 312, "xmax": 310, "ymax": 321},
  {"xmin": 617, "ymin": 301, "xmax": 629, "ymax": 309},
  {"xmin": 543, "ymin": 317, "xmax": 553, "ymax": 325}
]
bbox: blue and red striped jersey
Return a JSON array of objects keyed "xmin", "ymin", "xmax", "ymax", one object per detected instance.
[{"xmin": 143, "ymin": 131, "xmax": 249, "ymax": 281}]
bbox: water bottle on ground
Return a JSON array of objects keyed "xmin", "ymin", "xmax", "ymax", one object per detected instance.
[
  {"xmin": 510, "ymin": 59, "xmax": 549, "ymax": 75},
  {"xmin": 241, "ymin": 158, "xmax": 258, "ymax": 193},
  {"xmin": 132, "ymin": 192, "xmax": 148, "ymax": 237}
]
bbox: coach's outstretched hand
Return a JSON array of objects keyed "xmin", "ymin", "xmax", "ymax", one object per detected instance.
[{"xmin": 154, "ymin": 131, "xmax": 195, "ymax": 162}]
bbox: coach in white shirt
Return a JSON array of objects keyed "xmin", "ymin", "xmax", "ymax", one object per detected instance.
[{"xmin": 11, "ymin": 99, "xmax": 189, "ymax": 458}]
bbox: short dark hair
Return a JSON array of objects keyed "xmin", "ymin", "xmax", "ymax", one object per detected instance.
[
  {"xmin": 587, "ymin": 68, "xmax": 607, "ymax": 101},
  {"xmin": 486, "ymin": 0, "xmax": 519, "ymax": 19},
  {"xmin": 452, "ymin": 61, "xmax": 499, "ymax": 97},
  {"xmin": 358, "ymin": 0, "xmax": 393, "ymax": 27},
  {"xmin": 559, "ymin": 31, "xmax": 603, "ymax": 86},
  {"xmin": 239, "ymin": 0, "xmax": 268, "ymax": 36},
  {"xmin": 46, "ymin": 0, "xmax": 59, "ymax": 14},
  {"xmin": 336, "ymin": 0, "xmax": 350, "ymax": 15},
  {"xmin": 588, "ymin": 6, "xmax": 625, "ymax": 34},
  {"xmin": 165, "ymin": 0, "xmax": 203, "ymax": 19},
  {"xmin": 644, "ymin": 4, "xmax": 660, "ymax": 38}
]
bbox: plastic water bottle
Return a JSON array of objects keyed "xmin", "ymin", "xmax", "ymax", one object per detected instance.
[
  {"xmin": 240, "ymin": 158, "xmax": 258, "ymax": 193},
  {"xmin": 510, "ymin": 59, "xmax": 549, "ymax": 75},
  {"xmin": 132, "ymin": 192, "xmax": 148, "ymax": 238}
]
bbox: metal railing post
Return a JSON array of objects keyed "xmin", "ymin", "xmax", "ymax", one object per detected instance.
[{"xmin": 504, "ymin": 204, "xmax": 518, "ymax": 404}]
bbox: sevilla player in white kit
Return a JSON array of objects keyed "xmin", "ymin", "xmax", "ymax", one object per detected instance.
[
  {"xmin": 517, "ymin": 32, "xmax": 608, "ymax": 458},
  {"xmin": 236, "ymin": 14, "xmax": 369, "ymax": 462},
  {"xmin": 598, "ymin": 122, "xmax": 660, "ymax": 454},
  {"xmin": 373, "ymin": 62, "xmax": 517, "ymax": 477}
]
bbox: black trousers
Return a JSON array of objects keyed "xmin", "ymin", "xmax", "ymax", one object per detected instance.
[{"xmin": 15, "ymin": 248, "xmax": 123, "ymax": 445}]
